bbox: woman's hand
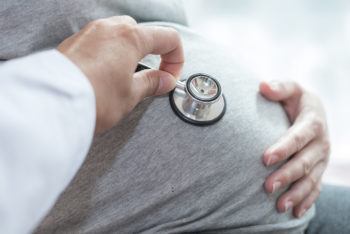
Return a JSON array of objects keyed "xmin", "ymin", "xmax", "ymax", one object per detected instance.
[
  {"xmin": 259, "ymin": 81, "xmax": 330, "ymax": 218},
  {"xmin": 58, "ymin": 16, "xmax": 184, "ymax": 134}
]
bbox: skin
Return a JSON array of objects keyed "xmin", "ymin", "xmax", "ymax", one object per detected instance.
[
  {"xmin": 57, "ymin": 16, "xmax": 184, "ymax": 134},
  {"xmin": 57, "ymin": 15, "xmax": 329, "ymax": 219},
  {"xmin": 260, "ymin": 81, "xmax": 330, "ymax": 218}
]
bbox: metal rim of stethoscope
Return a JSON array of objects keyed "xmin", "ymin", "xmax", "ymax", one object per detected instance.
[
  {"xmin": 186, "ymin": 73, "xmax": 222, "ymax": 102},
  {"xmin": 169, "ymin": 73, "xmax": 226, "ymax": 126}
]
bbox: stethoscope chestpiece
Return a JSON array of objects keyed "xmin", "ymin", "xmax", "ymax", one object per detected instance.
[
  {"xmin": 136, "ymin": 63, "xmax": 226, "ymax": 126},
  {"xmin": 169, "ymin": 73, "xmax": 226, "ymax": 126}
]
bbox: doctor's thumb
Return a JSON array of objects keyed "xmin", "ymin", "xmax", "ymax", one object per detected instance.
[{"xmin": 133, "ymin": 69, "xmax": 177, "ymax": 100}]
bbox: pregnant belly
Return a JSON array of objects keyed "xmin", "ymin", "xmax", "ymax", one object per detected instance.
[{"xmin": 35, "ymin": 23, "xmax": 314, "ymax": 234}]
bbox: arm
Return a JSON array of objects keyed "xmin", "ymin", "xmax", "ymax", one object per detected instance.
[
  {"xmin": 0, "ymin": 16, "xmax": 184, "ymax": 233},
  {"xmin": 0, "ymin": 50, "xmax": 96, "ymax": 233}
]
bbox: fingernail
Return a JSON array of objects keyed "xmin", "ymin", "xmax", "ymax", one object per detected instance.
[
  {"xmin": 298, "ymin": 208, "xmax": 306, "ymax": 218},
  {"xmin": 272, "ymin": 181, "xmax": 281, "ymax": 193},
  {"xmin": 284, "ymin": 200, "xmax": 293, "ymax": 212},
  {"xmin": 268, "ymin": 81, "xmax": 281, "ymax": 91},
  {"xmin": 266, "ymin": 154, "xmax": 278, "ymax": 166}
]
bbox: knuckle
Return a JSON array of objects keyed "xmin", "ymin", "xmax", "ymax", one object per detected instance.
[
  {"xmin": 144, "ymin": 71, "xmax": 159, "ymax": 96},
  {"xmin": 115, "ymin": 23, "xmax": 140, "ymax": 47},
  {"xmin": 276, "ymin": 145, "xmax": 288, "ymax": 161},
  {"xmin": 276, "ymin": 81, "xmax": 286, "ymax": 92},
  {"xmin": 294, "ymin": 188, "xmax": 305, "ymax": 202},
  {"xmin": 164, "ymin": 27, "xmax": 181, "ymax": 46},
  {"xmin": 115, "ymin": 23, "xmax": 136, "ymax": 37},
  {"xmin": 279, "ymin": 170, "xmax": 292, "ymax": 186},
  {"xmin": 289, "ymin": 81, "xmax": 303, "ymax": 97},
  {"xmin": 307, "ymin": 176, "xmax": 318, "ymax": 189},
  {"xmin": 89, "ymin": 18, "xmax": 109, "ymax": 29},
  {"xmin": 292, "ymin": 81, "xmax": 303, "ymax": 93},
  {"xmin": 300, "ymin": 157, "xmax": 311, "ymax": 175},
  {"xmin": 311, "ymin": 115, "xmax": 324, "ymax": 135},
  {"xmin": 322, "ymin": 139, "xmax": 331, "ymax": 156},
  {"xmin": 292, "ymin": 133, "xmax": 306, "ymax": 152},
  {"xmin": 119, "ymin": 15, "xmax": 137, "ymax": 25},
  {"xmin": 167, "ymin": 27, "xmax": 180, "ymax": 38}
]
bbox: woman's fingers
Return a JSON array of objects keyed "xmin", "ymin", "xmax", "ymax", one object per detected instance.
[
  {"xmin": 264, "ymin": 140, "xmax": 325, "ymax": 193},
  {"xmin": 263, "ymin": 90, "xmax": 326, "ymax": 166},
  {"xmin": 293, "ymin": 182, "xmax": 322, "ymax": 218},
  {"xmin": 260, "ymin": 80, "xmax": 330, "ymax": 217},
  {"xmin": 276, "ymin": 162, "xmax": 326, "ymax": 214},
  {"xmin": 262, "ymin": 85, "xmax": 328, "ymax": 167},
  {"xmin": 259, "ymin": 81, "xmax": 302, "ymax": 102},
  {"xmin": 263, "ymin": 115, "xmax": 322, "ymax": 166}
]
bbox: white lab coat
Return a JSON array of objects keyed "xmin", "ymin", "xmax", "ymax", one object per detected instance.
[{"xmin": 0, "ymin": 50, "xmax": 96, "ymax": 234}]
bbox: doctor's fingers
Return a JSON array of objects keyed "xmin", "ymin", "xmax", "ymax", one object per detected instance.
[
  {"xmin": 104, "ymin": 15, "xmax": 137, "ymax": 25},
  {"xmin": 132, "ymin": 69, "xmax": 177, "ymax": 101},
  {"xmin": 134, "ymin": 25, "xmax": 184, "ymax": 79},
  {"xmin": 85, "ymin": 17, "xmax": 184, "ymax": 76},
  {"xmin": 264, "ymin": 139, "xmax": 329, "ymax": 194},
  {"xmin": 276, "ymin": 162, "xmax": 326, "ymax": 215},
  {"xmin": 87, "ymin": 18, "xmax": 184, "ymax": 79},
  {"xmin": 100, "ymin": 17, "xmax": 184, "ymax": 77}
]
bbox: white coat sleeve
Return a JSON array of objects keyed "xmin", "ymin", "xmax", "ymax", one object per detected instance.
[{"xmin": 0, "ymin": 50, "xmax": 96, "ymax": 234}]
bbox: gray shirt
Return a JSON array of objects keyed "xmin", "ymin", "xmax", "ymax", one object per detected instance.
[{"xmin": 0, "ymin": 1, "xmax": 314, "ymax": 233}]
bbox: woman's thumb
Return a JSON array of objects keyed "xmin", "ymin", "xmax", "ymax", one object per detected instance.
[{"xmin": 133, "ymin": 69, "xmax": 177, "ymax": 101}]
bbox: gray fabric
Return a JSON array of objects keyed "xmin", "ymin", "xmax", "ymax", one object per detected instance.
[
  {"xmin": 0, "ymin": 0, "xmax": 187, "ymax": 60},
  {"xmin": 37, "ymin": 20, "xmax": 314, "ymax": 233},
  {"xmin": 307, "ymin": 185, "xmax": 350, "ymax": 234},
  {"xmin": 1, "ymin": 1, "xmax": 317, "ymax": 233}
]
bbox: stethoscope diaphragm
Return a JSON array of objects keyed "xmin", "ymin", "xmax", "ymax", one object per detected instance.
[
  {"xmin": 136, "ymin": 63, "xmax": 226, "ymax": 126},
  {"xmin": 169, "ymin": 73, "xmax": 226, "ymax": 126}
]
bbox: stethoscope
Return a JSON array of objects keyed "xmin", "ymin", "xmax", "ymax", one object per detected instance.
[{"xmin": 136, "ymin": 63, "xmax": 226, "ymax": 126}]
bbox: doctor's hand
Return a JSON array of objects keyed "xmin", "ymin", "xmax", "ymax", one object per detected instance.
[
  {"xmin": 57, "ymin": 16, "xmax": 184, "ymax": 134},
  {"xmin": 260, "ymin": 81, "xmax": 330, "ymax": 218}
]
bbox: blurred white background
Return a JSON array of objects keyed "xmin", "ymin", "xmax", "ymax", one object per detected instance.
[{"xmin": 184, "ymin": 0, "xmax": 350, "ymax": 186}]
